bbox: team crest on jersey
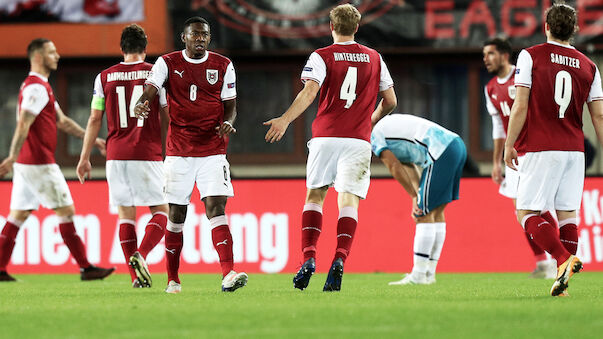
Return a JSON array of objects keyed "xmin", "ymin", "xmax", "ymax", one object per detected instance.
[
  {"xmin": 508, "ymin": 85, "xmax": 516, "ymax": 100},
  {"xmin": 206, "ymin": 69, "xmax": 219, "ymax": 85}
]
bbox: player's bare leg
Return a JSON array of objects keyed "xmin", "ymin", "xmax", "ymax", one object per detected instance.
[
  {"xmin": 204, "ymin": 196, "xmax": 247, "ymax": 292},
  {"xmin": 294, "ymin": 187, "xmax": 327, "ymax": 290},
  {"xmin": 0, "ymin": 210, "xmax": 32, "ymax": 281},
  {"xmin": 165, "ymin": 204, "xmax": 186, "ymax": 293}
]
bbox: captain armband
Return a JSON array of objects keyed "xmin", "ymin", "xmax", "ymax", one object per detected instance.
[{"xmin": 90, "ymin": 96, "xmax": 105, "ymax": 111}]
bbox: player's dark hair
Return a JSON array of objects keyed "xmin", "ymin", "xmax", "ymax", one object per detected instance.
[
  {"xmin": 120, "ymin": 24, "xmax": 147, "ymax": 54},
  {"xmin": 483, "ymin": 37, "xmax": 512, "ymax": 56},
  {"xmin": 183, "ymin": 16, "xmax": 209, "ymax": 32},
  {"xmin": 545, "ymin": 3, "xmax": 577, "ymax": 41},
  {"xmin": 27, "ymin": 38, "xmax": 51, "ymax": 59}
]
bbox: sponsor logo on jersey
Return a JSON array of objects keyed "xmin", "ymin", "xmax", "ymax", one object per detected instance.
[
  {"xmin": 515, "ymin": 68, "xmax": 520, "ymax": 74},
  {"xmin": 303, "ymin": 67, "xmax": 313, "ymax": 72},
  {"xmin": 227, "ymin": 82, "xmax": 235, "ymax": 89},
  {"xmin": 207, "ymin": 69, "xmax": 219, "ymax": 85},
  {"xmin": 492, "ymin": 94, "xmax": 497, "ymax": 100},
  {"xmin": 174, "ymin": 70, "xmax": 184, "ymax": 78},
  {"xmin": 508, "ymin": 85, "xmax": 516, "ymax": 100}
]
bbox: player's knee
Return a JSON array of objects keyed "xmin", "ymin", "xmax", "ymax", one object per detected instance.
[
  {"xmin": 54, "ymin": 205, "xmax": 75, "ymax": 217},
  {"xmin": 9, "ymin": 209, "xmax": 32, "ymax": 222},
  {"xmin": 169, "ymin": 204, "xmax": 188, "ymax": 223}
]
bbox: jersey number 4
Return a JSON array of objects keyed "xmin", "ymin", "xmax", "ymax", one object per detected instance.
[
  {"xmin": 340, "ymin": 66, "xmax": 358, "ymax": 109},
  {"xmin": 555, "ymin": 70, "xmax": 572, "ymax": 118},
  {"xmin": 116, "ymin": 85, "xmax": 144, "ymax": 128}
]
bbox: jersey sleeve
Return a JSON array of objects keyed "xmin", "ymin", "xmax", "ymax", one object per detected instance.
[
  {"xmin": 491, "ymin": 114, "xmax": 506, "ymax": 139},
  {"xmin": 301, "ymin": 52, "xmax": 326, "ymax": 86},
  {"xmin": 221, "ymin": 62, "xmax": 236, "ymax": 101},
  {"xmin": 145, "ymin": 56, "xmax": 168, "ymax": 90},
  {"xmin": 370, "ymin": 126, "xmax": 388, "ymax": 157},
  {"xmin": 90, "ymin": 73, "xmax": 105, "ymax": 111},
  {"xmin": 20, "ymin": 83, "xmax": 50, "ymax": 116},
  {"xmin": 379, "ymin": 54, "xmax": 394, "ymax": 91},
  {"xmin": 514, "ymin": 49, "xmax": 533, "ymax": 88},
  {"xmin": 484, "ymin": 86, "xmax": 498, "ymax": 116},
  {"xmin": 159, "ymin": 87, "xmax": 168, "ymax": 107},
  {"xmin": 588, "ymin": 65, "xmax": 603, "ymax": 102}
]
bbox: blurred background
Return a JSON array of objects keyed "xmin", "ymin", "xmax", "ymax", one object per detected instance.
[{"xmin": 1, "ymin": 0, "xmax": 602, "ymax": 179}]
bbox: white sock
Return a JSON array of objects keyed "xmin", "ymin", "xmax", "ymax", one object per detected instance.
[
  {"xmin": 412, "ymin": 223, "xmax": 436, "ymax": 274},
  {"xmin": 427, "ymin": 222, "xmax": 446, "ymax": 276}
]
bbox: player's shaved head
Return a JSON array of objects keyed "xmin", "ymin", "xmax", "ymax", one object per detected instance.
[
  {"xmin": 27, "ymin": 38, "xmax": 51, "ymax": 60},
  {"xmin": 183, "ymin": 16, "xmax": 209, "ymax": 32},
  {"xmin": 546, "ymin": 3, "xmax": 577, "ymax": 41},
  {"xmin": 330, "ymin": 4, "xmax": 361, "ymax": 36},
  {"xmin": 121, "ymin": 24, "xmax": 147, "ymax": 54}
]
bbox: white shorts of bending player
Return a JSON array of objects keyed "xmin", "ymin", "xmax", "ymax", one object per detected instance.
[
  {"xmin": 10, "ymin": 163, "xmax": 74, "ymax": 210},
  {"xmin": 163, "ymin": 155, "xmax": 234, "ymax": 205},
  {"xmin": 499, "ymin": 165, "xmax": 519, "ymax": 199},
  {"xmin": 516, "ymin": 151, "xmax": 584, "ymax": 211},
  {"xmin": 306, "ymin": 137, "xmax": 372, "ymax": 199},
  {"xmin": 106, "ymin": 160, "xmax": 167, "ymax": 207}
]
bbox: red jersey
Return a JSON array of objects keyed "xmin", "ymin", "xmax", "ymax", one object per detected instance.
[
  {"xmin": 16, "ymin": 73, "xmax": 57, "ymax": 165},
  {"xmin": 515, "ymin": 42, "xmax": 601, "ymax": 153},
  {"xmin": 301, "ymin": 42, "xmax": 393, "ymax": 142},
  {"xmin": 484, "ymin": 67, "xmax": 515, "ymax": 134},
  {"xmin": 97, "ymin": 61, "xmax": 163, "ymax": 161},
  {"xmin": 146, "ymin": 50, "xmax": 236, "ymax": 157}
]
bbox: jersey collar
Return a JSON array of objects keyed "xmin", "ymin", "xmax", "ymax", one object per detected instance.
[
  {"xmin": 120, "ymin": 60, "xmax": 145, "ymax": 65},
  {"xmin": 497, "ymin": 65, "xmax": 515, "ymax": 84},
  {"xmin": 29, "ymin": 71, "xmax": 48, "ymax": 82},
  {"xmin": 334, "ymin": 41, "xmax": 357, "ymax": 45},
  {"xmin": 182, "ymin": 49, "xmax": 209, "ymax": 64},
  {"xmin": 547, "ymin": 41, "xmax": 576, "ymax": 49}
]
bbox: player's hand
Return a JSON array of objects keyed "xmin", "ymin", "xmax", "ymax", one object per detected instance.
[
  {"xmin": 411, "ymin": 196, "xmax": 423, "ymax": 221},
  {"xmin": 76, "ymin": 159, "xmax": 91, "ymax": 184},
  {"xmin": 94, "ymin": 138, "xmax": 107, "ymax": 156},
  {"xmin": 216, "ymin": 121, "xmax": 237, "ymax": 138},
  {"xmin": 134, "ymin": 100, "xmax": 150, "ymax": 119},
  {"xmin": 504, "ymin": 146, "xmax": 519, "ymax": 171},
  {"xmin": 0, "ymin": 156, "xmax": 15, "ymax": 178},
  {"xmin": 491, "ymin": 163, "xmax": 503, "ymax": 185},
  {"xmin": 263, "ymin": 117, "xmax": 290, "ymax": 143}
]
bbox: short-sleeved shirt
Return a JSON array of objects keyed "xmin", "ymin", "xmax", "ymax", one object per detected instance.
[
  {"xmin": 16, "ymin": 72, "xmax": 58, "ymax": 165},
  {"xmin": 93, "ymin": 61, "xmax": 167, "ymax": 161},
  {"xmin": 484, "ymin": 66, "xmax": 515, "ymax": 139},
  {"xmin": 371, "ymin": 114, "xmax": 459, "ymax": 168},
  {"xmin": 146, "ymin": 50, "xmax": 236, "ymax": 157},
  {"xmin": 301, "ymin": 41, "xmax": 394, "ymax": 142},
  {"xmin": 514, "ymin": 42, "xmax": 603, "ymax": 154}
]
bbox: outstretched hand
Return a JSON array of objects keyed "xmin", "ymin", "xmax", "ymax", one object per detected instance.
[
  {"xmin": 134, "ymin": 100, "xmax": 150, "ymax": 119},
  {"xmin": 95, "ymin": 138, "xmax": 107, "ymax": 156},
  {"xmin": 216, "ymin": 121, "xmax": 237, "ymax": 138},
  {"xmin": 264, "ymin": 117, "xmax": 290, "ymax": 143}
]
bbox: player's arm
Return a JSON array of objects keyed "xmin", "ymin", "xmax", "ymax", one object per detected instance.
[
  {"xmin": 589, "ymin": 100, "xmax": 603, "ymax": 146},
  {"xmin": 160, "ymin": 105, "xmax": 169, "ymax": 158},
  {"xmin": 77, "ymin": 108, "xmax": 104, "ymax": 183},
  {"xmin": 0, "ymin": 110, "xmax": 37, "ymax": 177},
  {"xmin": 217, "ymin": 99, "xmax": 237, "ymax": 137},
  {"xmin": 55, "ymin": 103, "xmax": 106, "ymax": 156},
  {"xmin": 504, "ymin": 86, "xmax": 530, "ymax": 171},
  {"xmin": 492, "ymin": 137, "xmax": 505, "ymax": 184},
  {"xmin": 379, "ymin": 149, "xmax": 420, "ymax": 197},
  {"xmin": 133, "ymin": 85, "xmax": 158, "ymax": 119},
  {"xmin": 264, "ymin": 80, "xmax": 320, "ymax": 143},
  {"xmin": 371, "ymin": 87, "xmax": 397, "ymax": 128}
]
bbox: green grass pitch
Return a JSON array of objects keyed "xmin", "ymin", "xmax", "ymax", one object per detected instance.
[{"xmin": 1, "ymin": 272, "xmax": 602, "ymax": 338}]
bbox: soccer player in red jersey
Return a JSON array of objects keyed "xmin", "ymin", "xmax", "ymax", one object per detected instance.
[
  {"xmin": 483, "ymin": 38, "xmax": 556, "ymax": 279},
  {"xmin": 264, "ymin": 4, "xmax": 397, "ymax": 291},
  {"xmin": 505, "ymin": 4, "xmax": 603, "ymax": 296},
  {"xmin": 0, "ymin": 38, "xmax": 115, "ymax": 282},
  {"xmin": 134, "ymin": 17, "xmax": 246, "ymax": 293},
  {"xmin": 76, "ymin": 24, "xmax": 169, "ymax": 288}
]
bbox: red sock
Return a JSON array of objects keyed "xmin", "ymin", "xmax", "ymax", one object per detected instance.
[
  {"xmin": 523, "ymin": 215, "xmax": 570, "ymax": 266},
  {"xmin": 559, "ymin": 218, "xmax": 579, "ymax": 255},
  {"xmin": 138, "ymin": 212, "xmax": 167, "ymax": 258},
  {"xmin": 334, "ymin": 207, "xmax": 358, "ymax": 264},
  {"xmin": 210, "ymin": 216, "xmax": 233, "ymax": 277},
  {"xmin": 119, "ymin": 220, "xmax": 138, "ymax": 281},
  {"xmin": 165, "ymin": 228, "xmax": 183, "ymax": 284},
  {"xmin": 59, "ymin": 220, "xmax": 90, "ymax": 268},
  {"xmin": 541, "ymin": 211, "xmax": 558, "ymax": 228},
  {"xmin": 301, "ymin": 203, "xmax": 323, "ymax": 261},
  {"xmin": 0, "ymin": 220, "xmax": 21, "ymax": 271},
  {"xmin": 524, "ymin": 231, "xmax": 547, "ymax": 261}
]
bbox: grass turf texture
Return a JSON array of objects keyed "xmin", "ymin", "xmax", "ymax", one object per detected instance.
[{"xmin": 1, "ymin": 272, "xmax": 602, "ymax": 338}]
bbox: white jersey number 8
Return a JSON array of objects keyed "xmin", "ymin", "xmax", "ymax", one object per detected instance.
[
  {"xmin": 555, "ymin": 70, "xmax": 572, "ymax": 118},
  {"xmin": 340, "ymin": 66, "xmax": 357, "ymax": 109},
  {"xmin": 116, "ymin": 85, "xmax": 144, "ymax": 128}
]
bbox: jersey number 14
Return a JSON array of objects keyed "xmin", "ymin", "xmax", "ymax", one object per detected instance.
[{"xmin": 116, "ymin": 85, "xmax": 144, "ymax": 128}]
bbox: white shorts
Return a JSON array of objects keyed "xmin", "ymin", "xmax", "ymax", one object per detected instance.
[
  {"xmin": 106, "ymin": 160, "xmax": 166, "ymax": 207},
  {"xmin": 306, "ymin": 137, "xmax": 371, "ymax": 199},
  {"xmin": 516, "ymin": 151, "xmax": 584, "ymax": 211},
  {"xmin": 499, "ymin": 165, "xmax": 519, "ymax": 199},
  {"xmin": 164, "ymin": 155, "xmax": 234, "ymax": 205},
  {"xmin": 10, "ymin": 163, "xmax": 73, "ymax": 210}
]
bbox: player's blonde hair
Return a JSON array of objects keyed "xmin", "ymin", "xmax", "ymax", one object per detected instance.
[{"xmin": 330, "ymin": 4, "xmax": 361, "ymax": 36}]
